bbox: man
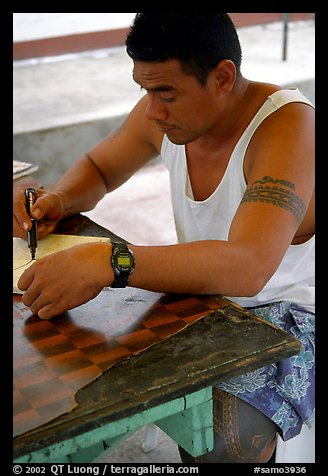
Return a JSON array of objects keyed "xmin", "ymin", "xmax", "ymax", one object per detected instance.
[{"xmin": 13, "ymin": 14, "xmax": 314, "ymax": 463}]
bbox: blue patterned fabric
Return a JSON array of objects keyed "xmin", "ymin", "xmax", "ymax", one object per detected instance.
[{"xmin": 214, "ymin": 301, "xmax": 315, "ymax": 441}]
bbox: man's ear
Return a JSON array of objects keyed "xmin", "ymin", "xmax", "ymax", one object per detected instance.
[{"xmin": 214, "ymin": 59, "xmax": 236, "ymax": 94}]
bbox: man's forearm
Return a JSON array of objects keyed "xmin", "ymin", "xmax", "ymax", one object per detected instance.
[
  {"xmin": 128, "ymin": 240, "xmax": 265, "ymax": 298},
  {"xmin": 51, "ymin": 155, "xmax": 108, "ymax": 217}
]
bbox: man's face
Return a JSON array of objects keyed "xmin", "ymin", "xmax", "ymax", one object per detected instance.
[{"xmin": 133, "ymin": 59, "xmax": 220, "ymax": 145}]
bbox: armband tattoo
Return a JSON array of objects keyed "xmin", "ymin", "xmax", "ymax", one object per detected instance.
[{"xmin": 241, "ymin": 176, "xmax": 306, "ymax": 225}]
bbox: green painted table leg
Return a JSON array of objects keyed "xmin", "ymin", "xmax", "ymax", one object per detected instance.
[{"xmin": 155, "ymin": 387, "xmax": 214, "ymax": 457}]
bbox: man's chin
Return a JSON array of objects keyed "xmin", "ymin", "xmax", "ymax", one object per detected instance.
[{"xmin": 165, "ymin": 131, "xmax": 196, "ymax": 145}]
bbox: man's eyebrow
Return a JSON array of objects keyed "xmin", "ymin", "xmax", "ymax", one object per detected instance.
[
  {"xmin": 133, "ymin": 77, "xmax": 176, "ymax": 93},
  {"xmin": 146, "ymin": 85, "xmax": 176, "ymax": 92}
]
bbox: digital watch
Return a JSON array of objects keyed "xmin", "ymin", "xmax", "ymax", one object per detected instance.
[{"xmin": 110, "ymin": 242, "xmax": 135, "ymax": 288}]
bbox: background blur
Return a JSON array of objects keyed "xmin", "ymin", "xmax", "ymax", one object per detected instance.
[{"xmin": 13, "ymin": 13, "xmax": 314, "ymax": 60}]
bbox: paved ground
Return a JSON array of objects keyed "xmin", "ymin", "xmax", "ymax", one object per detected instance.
[
  {"xmin": 12, "ymin": 18, "xmax": 315, "ymax": 463},
  {"xmin": 95, "ymin": 425, "xmax": 181, "ymax": 464},
  {"xmin": 84, "ymin": 160, "xmax": 177, "ymax": 246}
]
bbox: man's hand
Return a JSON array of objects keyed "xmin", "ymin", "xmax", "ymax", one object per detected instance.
[
  {"xmin": 13, "ymin": 187, "xmax": 65, "ymax": 240},
  {"xmin": 17, "ymin": 242, "xmax": 113, "ymax": 319}
]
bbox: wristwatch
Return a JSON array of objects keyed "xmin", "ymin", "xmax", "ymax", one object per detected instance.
[{"xmin": 111, "ymin": 242, "xmax": 135, "ymax": 288}]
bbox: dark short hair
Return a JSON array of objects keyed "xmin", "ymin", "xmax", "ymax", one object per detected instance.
[{"xmin": 126, "ymin": 13, "xmax": 242, "ymax": 85}]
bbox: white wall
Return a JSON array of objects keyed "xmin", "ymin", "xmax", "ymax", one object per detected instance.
[{"xmin": 13, "ymin": 13, "xmax": 136, "ymax": 42}]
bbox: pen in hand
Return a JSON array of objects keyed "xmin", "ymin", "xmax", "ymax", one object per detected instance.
[{"xmin": 25, "ymin": 188, "xmax": 38, "ymax": 260}]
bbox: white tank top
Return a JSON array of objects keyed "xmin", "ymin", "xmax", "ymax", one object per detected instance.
[{"xmin": 160, "ymin": 89, "xmax": 315, "ymax": 312}]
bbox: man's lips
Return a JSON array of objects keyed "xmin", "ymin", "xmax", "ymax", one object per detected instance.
[{"xmin": 157, "ymin": 123, "xmax": 176, "ymax": 133}]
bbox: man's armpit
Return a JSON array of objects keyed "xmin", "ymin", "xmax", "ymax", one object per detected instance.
[{"xmin": 241, "ymin": 183, "xmax": 306, "ymax": 225}]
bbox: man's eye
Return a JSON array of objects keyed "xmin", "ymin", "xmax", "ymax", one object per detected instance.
[{"xmin": 160, "ymin": 96, "xmax": 175, "ymax": 103}]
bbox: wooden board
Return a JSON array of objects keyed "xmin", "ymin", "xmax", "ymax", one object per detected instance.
[{"xmin": 13, "ymin": 289, "xmax": 227, "ymax": 437}]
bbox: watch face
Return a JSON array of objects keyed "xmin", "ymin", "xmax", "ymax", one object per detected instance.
[{"xmin": 117, "ymin": 255, "xmax": 132, "ymax": 269}]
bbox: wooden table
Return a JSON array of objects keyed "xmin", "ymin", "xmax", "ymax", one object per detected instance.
[{"xmin": 13, "ymin": 215, "xmax": 302, "ymax": 463}]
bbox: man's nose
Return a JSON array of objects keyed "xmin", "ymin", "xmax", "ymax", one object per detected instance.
[{"xmin": 145, "ymin": 93, "xmax": 168, "ymax": 121}]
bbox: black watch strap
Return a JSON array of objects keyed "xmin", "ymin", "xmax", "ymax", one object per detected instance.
[{"xmin": 111, "ymin": 272, "xmax": 130, "ymax": 288}]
